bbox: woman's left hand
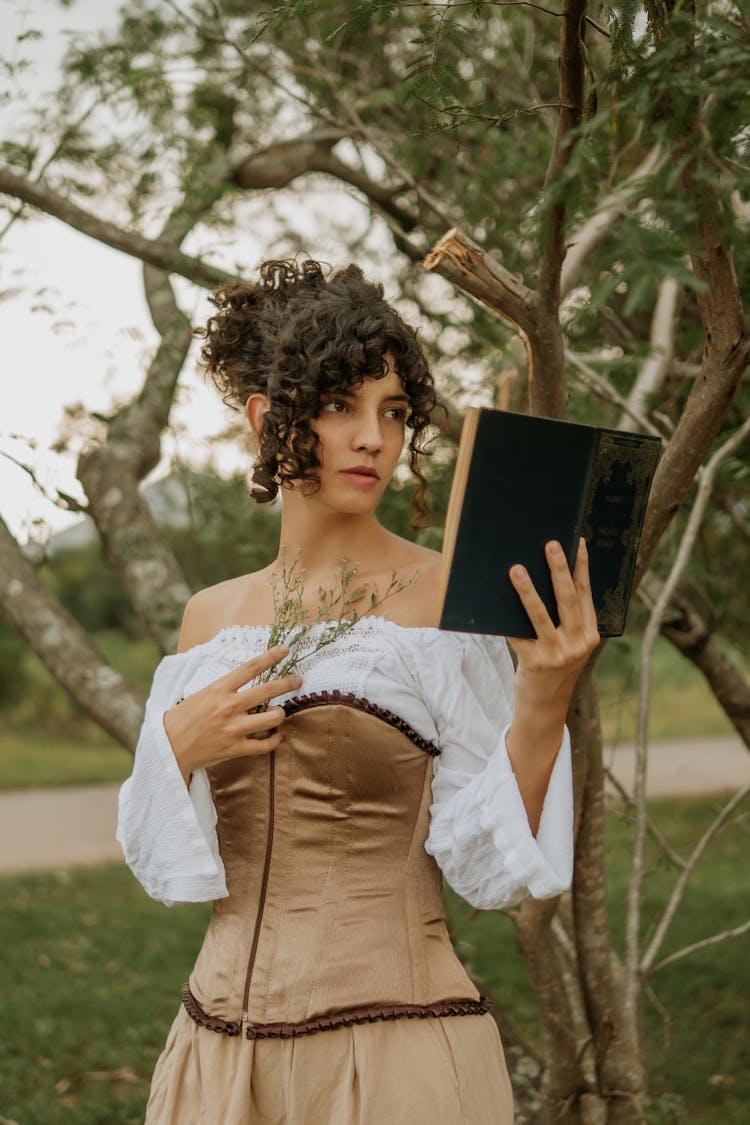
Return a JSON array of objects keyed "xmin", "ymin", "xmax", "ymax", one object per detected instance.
[
  {"xmin": 504, "ymin": 537, "xmax": 598, "ymax": 832},
  {"xmin": 507, "ymin": 537, "xmax": 600, "ymax": 716}
]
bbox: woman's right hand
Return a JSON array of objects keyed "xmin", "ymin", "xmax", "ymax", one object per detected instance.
[{"xmin": 163, "ymin": 644, "xmax": 302, "ymax": 785}]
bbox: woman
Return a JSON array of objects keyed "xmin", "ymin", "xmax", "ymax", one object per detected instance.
[{"xmin": 117, "ymin": 258, "xmax": 599, "ymax": 1124}]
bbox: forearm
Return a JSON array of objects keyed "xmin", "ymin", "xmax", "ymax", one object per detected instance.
[
  {"xmin": 500, "ymin": 538, "xmax": 598, "ymax": 835},
  {"xmin": 505, "ymin": 672, "xmax": 571, "ymax": 835}
]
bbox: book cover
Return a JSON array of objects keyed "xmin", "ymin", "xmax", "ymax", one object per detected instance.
[{"xmin": 438, "ymin": 408, "xmax": 661, "ymax": 639}]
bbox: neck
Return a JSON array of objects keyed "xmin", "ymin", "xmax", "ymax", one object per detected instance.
[{"xmin": 276, "ymin": 495, "xmax": 389, "ymax": 577}]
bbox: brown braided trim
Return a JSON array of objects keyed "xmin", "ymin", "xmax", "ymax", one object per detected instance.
[
  {"xmin": 181, "ymin": 983, "xmax": 242, "ymax": 1037},
  {"xmin": 181, "ymin": 984, "xmax": 490, "ymax": 1040},
  {"xmin": 281, "ymin": 691, "xmax": 440, "ymax": 758}
]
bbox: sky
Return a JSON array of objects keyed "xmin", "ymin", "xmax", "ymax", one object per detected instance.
[
  {"xmin": 0, "ymin": 0, "xmax": 483, "ymax": 546},
  {"xmin": 0, "ymin": 0, "xmax": 419, "ymax": 542},
  {"xmin": 0, "ymin": 0, "xmax": 263, "ymax": 540}
]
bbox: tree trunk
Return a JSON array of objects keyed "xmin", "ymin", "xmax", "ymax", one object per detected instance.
[
  {"xmin": 660, "ymin": 597, "xmax": 750, "ymax": 749},
  {"xmin": 76, "ymin": 173, "xmax": 229, "ymax": 653},
  {"xmin": 514, "ymin": 896, "xmax": 584, "ymax": 1123},
  {"xmin": 0, "ymin": 516, "xmax": 143, "ymax": 750},
  {"xmin": 76, "ymin": 266, "xmax": 194, "ymax": 654},
  {"xmin": 570, "ymin": 670, "xmax": 645, "ymax": 1122}
]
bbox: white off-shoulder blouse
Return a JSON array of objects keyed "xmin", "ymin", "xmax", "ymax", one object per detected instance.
[{"xmin": 116, "ymin": 618, "xmax": 574, "ymax": 910}]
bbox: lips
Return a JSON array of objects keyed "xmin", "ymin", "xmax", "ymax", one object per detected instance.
[
  {"xmin": 339, "ymin": 466, "xmax": 380, "ymax": 486},
  {"xmin": 342, "ymin": 466, "xmax": 379, "ymax": 479}
]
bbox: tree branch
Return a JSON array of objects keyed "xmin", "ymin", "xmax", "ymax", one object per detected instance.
[
  {"xmin": 560, "ymin": 147, "xmax": 662, "ymax": 299},
  {"xmin": 604, "ymin": 767, "xmax": 687, "ymax": 870},
  {"xmin": 537, "ymin": 0, "xmax": 587, "ymax": 308},
  {"xmin": 519, "ymin": 0, "xmax": 588, "ymax": 419},
  {"xmin": 716, "ymin": 494, "xmax": 750, "ymax": 541},
  {"xmin": 618, "ymin": 277, "xmax": 680, "ymax": 430},
  {"xmin": 0, "ymin": 163, "xmax": 235, "ymax": 290},
  {"xmin": 625, "ymin": 414, "xmax": 750, "ymax": 1020},
  {"xmin": 425, "ymin": 225, "xmax": 586, "ymax": 428},
  {"xmin": 0, "ymin": 447, "xmax": 87, "ymax": 514},
  {"xmin": 333, "ymin": 99, "xmax": 457, "ymax": 232},
  {"xmin": 636, "ymin": 213, "xmax": 750, "ymax": 578},
  {"xmin": 0, "ymin": 98, "xmax": 100, "ymax": 247},
  {"xmin": 550, "ymin": 914, "xmax": 600, "ymax": 1092},
  {"xmin": 423, "ymin": 227, "xmax": 535, "ymax": 351},
  {"xmin": 565, "ymin": 348, "xmax": 664, "ymax": 436},
  {"xmin": 648, "ymin": 918, "xmax": 750, "ymax": 977},
  {"xmin": 168, "ymin": 1, "xmax": 425, "ymax": 250},
  {"xmin": 568, "ymin": 350, "xmax": 750, "ymax": 753},
  {"xmin": 640, "ymin": 576, "xmax": 750, "ymax": 751},
  {"xmin": 231, "ymin": 128, "xmax": 346, "ymax": 189},
  {"xmin": 0, "ymin": 513, "xmax": 143, "ymax": 751},
  {"xmin": 233, "ymin": 129, "xmax": 420, "ymax": 234},
  {"xmin": 641, "ymin": 783, "xmax": 750, "ymax": 976},
  {"xmin": 669, "ymin": 358, "xmax": 702, "ymax": 379}
]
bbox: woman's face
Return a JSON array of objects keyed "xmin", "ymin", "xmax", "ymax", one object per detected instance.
[{"xmin": 308, "ymin": 356, "xmax": 408, "ymax": 515}]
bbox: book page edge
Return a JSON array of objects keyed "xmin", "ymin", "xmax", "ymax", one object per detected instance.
[{"xmin": 437, "ymin": 405, "xmax": 480, "ymax": 623}]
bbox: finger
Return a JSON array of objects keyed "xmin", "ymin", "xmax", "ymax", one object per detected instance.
[
  {"xmin": 238, "ymin": 704, "xmax": 286, "ymax": 738},
  {"xmin": 573, "ymin": 537, "xmax": 599, "ymax": 634},
  {"xmin": 545, "ymin": 540, "xmax": 582, "ymax": 632},
  {"xmin": 222, "ymin": 645, "xmax": 290, "ymax": 691},
  {"xmin": 508, "ymin": 563, "xmax": 556, "ymax": 641},
  {"xmin": 236, "ymin": 672, "xmax": 303, "ymax": 712},
  {"xmin": 242, "ymin": 728, "xmax": 284, "ymax": 753}
]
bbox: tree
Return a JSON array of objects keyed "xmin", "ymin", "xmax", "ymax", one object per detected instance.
[{"xmin": 1, "ymin": 1, "xmax": 748, "ymax": 1120}]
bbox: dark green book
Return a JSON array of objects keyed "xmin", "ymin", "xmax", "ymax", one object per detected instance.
[{"xmin": 438, "ymin": 408, "xmax": 662, "ymax": 639}]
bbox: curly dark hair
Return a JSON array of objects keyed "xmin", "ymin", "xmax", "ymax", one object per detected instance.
[{"xmin": 198, "ymin": 257, "xmax": 438, "ymax": 524}]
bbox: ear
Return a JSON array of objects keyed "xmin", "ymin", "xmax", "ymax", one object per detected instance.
[{"xmin": 246, "ymin": 393, "xmax": 270, "ymax": 439}]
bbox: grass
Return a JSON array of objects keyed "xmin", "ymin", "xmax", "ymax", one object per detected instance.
[
  {"xmin": 0, "ymin": 865, "xmax": 210, "ymax": 1125},
  {"xmin": 0, "ymin": 797, "xmax": 747, "ymax": 1124},
  {"xmin": 0, "ymin": 730, "xmax": 132, "ymax": 789},
  {"xmin": 446, "ymin": 794, "xmax": 750, "ymax": 1123},
  {"xmin": 0, "ymin": 631, "xmax": 153, "ymax": 790},
  {"xmin": 604, "ymin": 796, "xmax": 750, "ymax": 1121},
  {"xmin": 596, "ymin": 634, "xmax": 735, "ymax": 743}
]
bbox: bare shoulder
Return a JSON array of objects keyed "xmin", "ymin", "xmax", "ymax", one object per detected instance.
[
  {"xmin": 177, "ymin": 568, "xmax": 271, "ymax": 652},
  {"xmin": 377, "ymin": 538, "xmax": 443, "ymax": 628},
  {"xmin": 379, "ymin": 531, "xmax": 439, "ymax": 568}
]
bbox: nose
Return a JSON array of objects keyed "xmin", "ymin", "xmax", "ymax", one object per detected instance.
[{"xmin": 351, "ymin": 409, "xmax": 384, "ymax": 453}]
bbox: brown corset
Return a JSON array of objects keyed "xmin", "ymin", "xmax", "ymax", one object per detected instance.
[{"xmin": 184, "ymin": 696, "xmax": 489, "ymax": 1041}]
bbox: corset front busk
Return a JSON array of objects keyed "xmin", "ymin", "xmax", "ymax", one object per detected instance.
[{"xmin": 185, "ymin": 698, "xmax": 487, "ymax": 1039}]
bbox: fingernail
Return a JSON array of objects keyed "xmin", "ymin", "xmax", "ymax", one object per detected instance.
[
  {"xmin": 548, "ymin": 541, "xmax": 562, "ymax": 555},
  {"xmin": 510, "ymin": 564, "xmax": 527, "ymax": 580},
  {"xmin": 276, "ymin": 644, "xmax": 290, "ymax": 654},
  {"xmin": 579, "ymin": 537, "xmax": 587, "ymax": 551}
]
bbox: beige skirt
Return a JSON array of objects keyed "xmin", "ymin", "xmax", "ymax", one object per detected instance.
[{"xmin": 145, "ymin": 1007, "xmax": 514, "ymax": 1124}]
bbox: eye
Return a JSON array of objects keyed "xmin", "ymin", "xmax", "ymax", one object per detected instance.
[
  {"xmin": 320, "ymin": 399, "xmax": 350, "ymax": 414},
  {"xmin": 383, "ymin": 406, "xmax": 407, "ymax": 422}
]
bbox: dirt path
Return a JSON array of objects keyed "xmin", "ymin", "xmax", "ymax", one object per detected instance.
[
  {"xmin": 0, "ymin": 782, "xmax": 123, "ymax": 874},
  {"xmin": 0, "ymin": 735, "xmax": 748, "ymax": 876},
  {"xmin": 604, "ymin": 733, "xmax": 750, "ymax": 799}
]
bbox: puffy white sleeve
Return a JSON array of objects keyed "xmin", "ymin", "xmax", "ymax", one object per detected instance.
[
  {"xmin": 116, "ymin": 652, "xmax": 227, "ymax": 907},
  {"xmin": 423, "ymin": 632, "xmax": 574, "ymax": 910}
]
